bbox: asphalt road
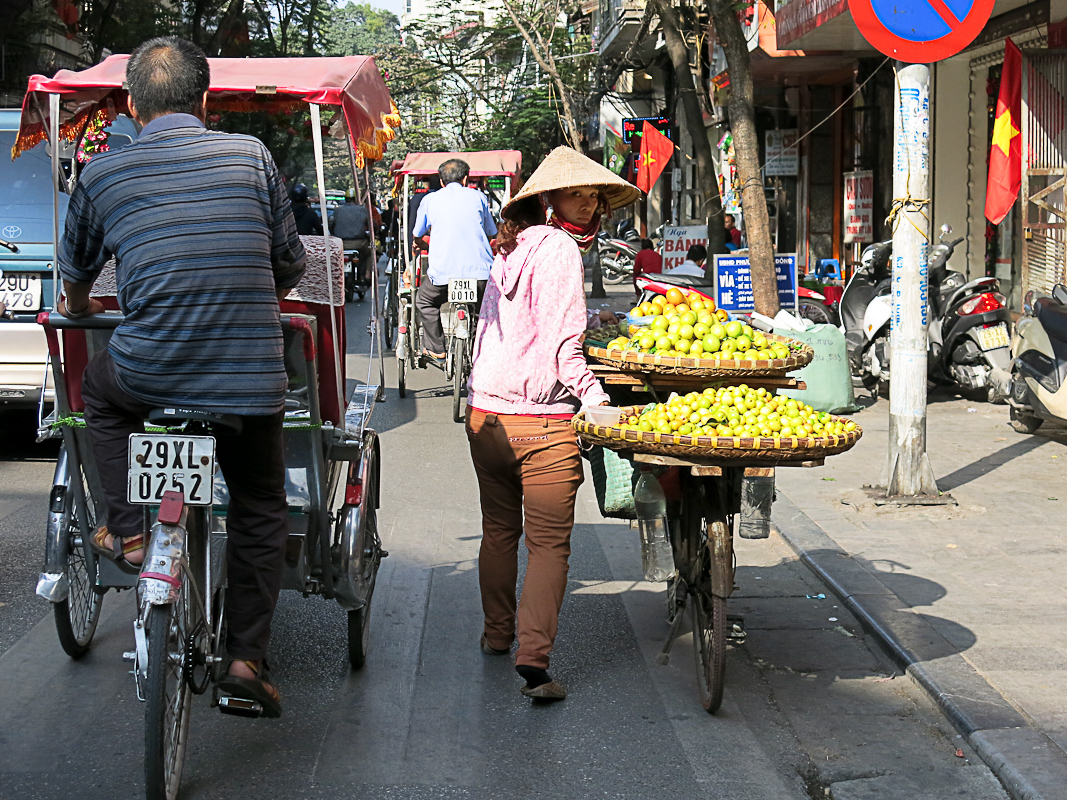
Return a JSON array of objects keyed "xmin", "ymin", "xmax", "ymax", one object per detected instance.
[{"xmin": 0, "ymin": 288, "xmax": 1009, "ymax": 800}]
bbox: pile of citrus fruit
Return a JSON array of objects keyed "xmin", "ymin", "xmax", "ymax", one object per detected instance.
[
  {"xmin": 605, "ymin": 287, "xmax": 794, "ymax": 360},
  {"xmin": 615, "ymin": 386, "xmax": 858, "ymax": 439}
]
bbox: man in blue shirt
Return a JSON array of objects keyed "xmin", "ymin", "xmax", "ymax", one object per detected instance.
[
  {"xmin": 57, "ymin": 36, "xmax": 302, "ymax": 717},
  {"xmin": 412, "ymin": 158, "xmax": 497, "ymax": 360}
]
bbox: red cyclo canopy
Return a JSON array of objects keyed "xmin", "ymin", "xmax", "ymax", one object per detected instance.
[
  {"xmin": 13, "ymin": 54, "xmax": 399, "ymax": 165},
  {"xmin": 395, "ymin": 150, "xmax": 521, "ymax": 178}
]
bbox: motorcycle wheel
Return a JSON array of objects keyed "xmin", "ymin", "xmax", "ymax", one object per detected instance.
[
  {"xmin": 797, "ymin": 299, "xmax": 833, "ymax": 325},
  {"xmin": 1009, "ymin": 404, "xmax": 1043, "ymax": 434}
]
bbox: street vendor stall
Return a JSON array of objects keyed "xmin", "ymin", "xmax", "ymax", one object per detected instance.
[{"xmin": 576, "ymin": 287, "xmax": 862, "ymax": 713}]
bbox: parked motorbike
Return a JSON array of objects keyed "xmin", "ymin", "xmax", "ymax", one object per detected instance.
[
  {"xmin": 598, "ymin": 233, "xmax": 638, "ymax": 285},
  {"xmin": 1007, "ymin": 284, "xmax": 1067, "ymax": 433},
  {"xmin": 839, "ymin": 239, "xmax": 893, "ymax": 392},
  {"xmin": 926, "ymin": 224, "xmax": 1012, "ymax": 402},
  {"xmin": 797, "ymin": 285, "xmax": 839, "ymax": 326},
  {"xmin": 635, "ymin": 273, "xmax": 714, "ymax": 306}
]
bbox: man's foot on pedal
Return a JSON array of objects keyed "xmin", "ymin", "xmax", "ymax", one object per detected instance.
[
  {"xmin": 217, "ymin": 659, "xmax": 282, "ymax": 718},
  {"xmin": 88, "ymin": 527, "xmax": 144, "ymax": 573}
]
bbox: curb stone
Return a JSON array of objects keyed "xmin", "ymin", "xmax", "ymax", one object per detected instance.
[{"xmin": 772, "ymin": 491, "xmax": 1067, "ymax": 800}]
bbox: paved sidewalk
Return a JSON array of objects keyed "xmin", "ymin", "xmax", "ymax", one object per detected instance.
[{"xmin": 773, "ymin": 387, "xmax": 1067, "ymax": 800}]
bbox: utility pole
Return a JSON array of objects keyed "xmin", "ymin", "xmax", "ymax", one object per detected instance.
[{"xmin": 884, "ymin": 63, "xmax": 939, "ymax": 497}]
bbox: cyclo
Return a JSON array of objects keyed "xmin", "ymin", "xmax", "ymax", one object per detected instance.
[
  {"xmin": 387, "ymin": 150, "xmax": 521, "ymax": 421},
  {"xmin": 19, "ymin": 54, "xmax": 397, "ymax": 800}
]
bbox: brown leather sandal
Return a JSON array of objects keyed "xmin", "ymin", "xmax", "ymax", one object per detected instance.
[{"xmin": 87, "ymin": 527, "xmax": 144, "ymax": 575}]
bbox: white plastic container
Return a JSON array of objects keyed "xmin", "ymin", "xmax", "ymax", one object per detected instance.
[{"xmin": 583, "ymin": 405, "xmax": 623, "ymax": 427}]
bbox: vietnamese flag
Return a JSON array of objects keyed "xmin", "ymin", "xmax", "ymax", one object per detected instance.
[
  {"xmin": 985, "ymin": 39, "xmax": 1022, "ymax": 225},
  {"xmin": 636, "ymin": 121, "xmax": 674, "ymax": 193}
]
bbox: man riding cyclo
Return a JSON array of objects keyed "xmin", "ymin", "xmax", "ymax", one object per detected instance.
[
  {"xmin": 411, "ymin": 158, "xmax": 497, "ymax": 363},
  {"xmin": 56, "ymin": 36, "xmax": 305, "ymax": 718},
  {"xmin": 331, "ymin": 187, "xmax": 373, "ymax": 285}
]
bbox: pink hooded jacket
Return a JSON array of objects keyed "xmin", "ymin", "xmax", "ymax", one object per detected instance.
[{"xmin": 468, "ymin": 226, "xmax": 611, "ymax": 415}]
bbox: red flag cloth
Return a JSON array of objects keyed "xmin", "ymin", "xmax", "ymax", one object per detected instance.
[
  {"xmin": 985, "ymin": 38, "xmax": 1022, "ymax": 225},
  {"xmin": 636, "ymin": 121, "xmax": 675, "ymax": 193}
]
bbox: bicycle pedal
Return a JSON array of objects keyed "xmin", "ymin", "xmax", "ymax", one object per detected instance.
[{"xmin": 218, "ymin": 696, "xmax": 264, "ymax": 718}]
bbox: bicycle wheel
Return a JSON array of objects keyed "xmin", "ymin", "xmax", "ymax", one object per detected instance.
[
  {"xmin": 384, "ymin": 276, "xmax": 398, "ymax": 350},
  {"xmin": 452, "ymin": 337, "xmax": 466, "ymax": 423},
  {"xmin": 144, "ymin": 590, "xmax": 193, "ymax": 800},
  {"xmin": 346, "ymin": 444, "xmax": 381, "ymax": 669},
  {"xmin": 53, "ymin": 452, "xmax": 103, "ymax": 658},
  {"xmin": 690, "ymin": 580, "xmax": 728, "ymax": 714}
]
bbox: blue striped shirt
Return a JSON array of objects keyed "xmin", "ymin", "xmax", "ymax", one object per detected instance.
[{"xmin": 59, "ymin": 114, "xmax": 306, "ymax": 414}]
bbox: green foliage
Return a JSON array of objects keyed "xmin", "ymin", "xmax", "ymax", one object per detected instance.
[
  {"xmin": 327, "ymin": 2, "xmax": 400, "ymax": 56},
  {"xmin": 469, "ymin": 87, "xmax": 566, "ymax": 170}
]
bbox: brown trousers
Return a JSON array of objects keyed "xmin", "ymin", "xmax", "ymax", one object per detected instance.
[{"xmin": 466, "ymin": 408, "xmax": 584, "ymax": 670}]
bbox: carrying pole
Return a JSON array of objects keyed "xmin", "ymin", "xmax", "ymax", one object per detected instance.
[{"xmin": 884, "ymin": 63, "xmax": 939, "ymax": 497}]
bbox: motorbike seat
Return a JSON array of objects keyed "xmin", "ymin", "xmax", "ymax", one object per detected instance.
[
  {"xmin": 147, "ymin": 408, "xmax": 244, "ymax": 435},
  {"xmin": 654, "ymin": 272, "xmax": 714, "ymax": 288},
  {"xmin": 1034, "ymin": 297, "xmax": 1067, "ymax": 343}
]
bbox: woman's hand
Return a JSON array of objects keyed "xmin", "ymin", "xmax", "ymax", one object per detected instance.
[{"xmin": 598, "ymin": 309, "xmax": 619, "ymax": 325}]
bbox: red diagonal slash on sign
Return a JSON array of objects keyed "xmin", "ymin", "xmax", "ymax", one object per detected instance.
[{"xmin": 848, "ymin": 0, "xmax": 996, "ymax": 63}]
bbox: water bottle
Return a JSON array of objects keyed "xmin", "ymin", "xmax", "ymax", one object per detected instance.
[{"xmin": 633, "ymin": 467, "xmax": 675, "ymax": 582}]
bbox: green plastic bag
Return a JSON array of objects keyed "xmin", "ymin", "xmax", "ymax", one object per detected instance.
[
  {"xmin": 773, "ymin": 323, "xmax": 860, "ymax": 414},
  {"xmin": 586, "ymin": 445, "xmax": 640, "ymax": 519}
]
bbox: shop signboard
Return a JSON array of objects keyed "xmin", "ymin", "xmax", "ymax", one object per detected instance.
[
  {"xmin": 712, "ymin": 253, "xmax": 798, "ymax": 312},
  {"xmin": 764, "ymin": 129, "xmax": 799, "ymax": 176},
  {"xmin": 843, "ymin": 170, "xmax": 874, "ymax": 243},
  {"xmin": 621, "ymin": 116, "xmax": 672, "ymax": 143},
  {"xmin": 661, "ymin": 225, "xmax": 708, "ymax": 271},
  {"xmin": 849, "ymin": 0, "xmax": 995, "ymax": 63}
]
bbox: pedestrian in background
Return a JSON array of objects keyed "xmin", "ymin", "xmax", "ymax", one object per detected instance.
[
  {"xmin": 466, "ymin": 146, "xmax": 640, "ymax": 700},
  {"xmin": 632, "ymin": 237, "xmax": 662, "ymax": 296}
]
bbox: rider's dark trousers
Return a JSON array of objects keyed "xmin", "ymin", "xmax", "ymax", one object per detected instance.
[
  {"xmin": 82, "ymin": 350, "xmax": 289, "ymax": 662},
  {"xmin": 415, "ymin": 279, "xmax": 486, "ymax": 355}
]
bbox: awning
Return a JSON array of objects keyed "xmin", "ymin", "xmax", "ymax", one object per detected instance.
[
  {"xmin": 395, "ymin": 150, "xmax": 522, "ymax": 178},
  {"xmin": 14, "ymin": 54, "xmax": 400, "ymax": 166}
]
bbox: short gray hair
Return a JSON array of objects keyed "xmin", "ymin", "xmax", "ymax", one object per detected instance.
[
  {"xmin": 438, "ymin": 158, "xmax": 470, "ymax": 185},
  {"xmin": 126, "ymin": 37, "xmax": 210, "ymax": 121}
]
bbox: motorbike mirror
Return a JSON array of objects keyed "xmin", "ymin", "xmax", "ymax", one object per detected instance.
[{"xmin": 939, "ymin": 223, "xmax": 952, "ymax": 241}]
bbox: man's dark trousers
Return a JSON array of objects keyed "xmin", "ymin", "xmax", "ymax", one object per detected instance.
[
  {"xmin": 416, "ymin": 278, "xmax": 487, "ymax": 355},
  {"xmin": 82, "ymin": 350, "xmax": 289, "ymax": 662}
]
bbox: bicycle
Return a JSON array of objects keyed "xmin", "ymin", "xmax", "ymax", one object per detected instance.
[{"xmin": 443, "ymin": 278, "xmax": 479, "ymax": 423}]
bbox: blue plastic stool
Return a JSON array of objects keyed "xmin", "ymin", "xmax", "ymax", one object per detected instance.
[{"xmin": 816, "ymin": 258, "xmax": 842, "ymax": 281}]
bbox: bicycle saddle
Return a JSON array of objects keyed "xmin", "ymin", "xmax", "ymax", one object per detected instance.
[{"xmin": 147, "ymin": 407, "xmax": 243, "ymax": 435}]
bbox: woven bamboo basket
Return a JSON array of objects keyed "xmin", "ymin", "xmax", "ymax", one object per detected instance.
[
  {"xmin": 573, "ymin": 406, "xmax": 862, "ymax": 462},
  {"xmin": 583, "ymin": 332, "xmax": 814, "ymax": 378}
]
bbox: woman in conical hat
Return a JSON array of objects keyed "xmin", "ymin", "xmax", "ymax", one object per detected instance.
[{"xmin": 466, "ymin": 146, "xmax": 641, "ymax": 701}]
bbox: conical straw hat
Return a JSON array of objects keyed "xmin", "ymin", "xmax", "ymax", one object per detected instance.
[{"xmin": 502, "ymin": 146, "xmax": 642, "ymax": 218}]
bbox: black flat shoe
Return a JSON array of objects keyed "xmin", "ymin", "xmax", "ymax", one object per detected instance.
[{"xmin": 217, "ymin": 660, "xmax": 282, "ymax": 718}]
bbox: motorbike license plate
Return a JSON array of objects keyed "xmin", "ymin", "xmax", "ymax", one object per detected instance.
[
  {"xmin": 977, "ymin": 323, "xmax": 1010, "ymax": 351},
  {"xmin": 448, "ymin": 279, "xmax": 477, "ymax": 304},
  {"xmin": 128, "ymin": 434, "xmax": 215, "ymax": 506},
  {"xmin": 0, "ymin": 274, "xmax": 42, "ymax": 311}
]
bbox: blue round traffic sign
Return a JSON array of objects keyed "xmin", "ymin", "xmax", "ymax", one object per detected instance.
[{"xmin": 849, "ymin": 0, "xmax": 995, "ymax": 62}]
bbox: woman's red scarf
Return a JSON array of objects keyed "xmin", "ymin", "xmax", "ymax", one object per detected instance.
[{"xmin": 549, "ymin": 211, "xmax": 602, "ymax": 254}]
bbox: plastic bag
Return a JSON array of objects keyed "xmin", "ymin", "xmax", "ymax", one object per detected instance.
[{"xmin": 772, "ymin": 323, "xmax": 860, "ymax": 414}]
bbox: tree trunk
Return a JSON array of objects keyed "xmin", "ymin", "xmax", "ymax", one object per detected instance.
[
  {"xmin": 654, "ymin": 0, "xmax": 725, "ymax": 255},
  {"xmin": 709, "ymin": 3, "xmax": 779, "ymax": 316}
]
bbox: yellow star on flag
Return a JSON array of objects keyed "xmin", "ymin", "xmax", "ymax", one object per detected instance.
[
  {"xmin": 640, "ymin": 152, "xmax": 656, "ymax": 167},
  {"xmin": 991, "ymin": 109, "xmax": 1019, "ymax": 157}
]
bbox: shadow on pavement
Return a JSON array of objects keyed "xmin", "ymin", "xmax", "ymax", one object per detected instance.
[{"xmin": 937, "ymin": 435, "xmax": 1051, "ymax": 492}]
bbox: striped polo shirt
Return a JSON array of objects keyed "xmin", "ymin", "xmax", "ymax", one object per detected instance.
[{"xmin": 59, "ymin": 113, "xmax": 306, "ymax": 415}]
